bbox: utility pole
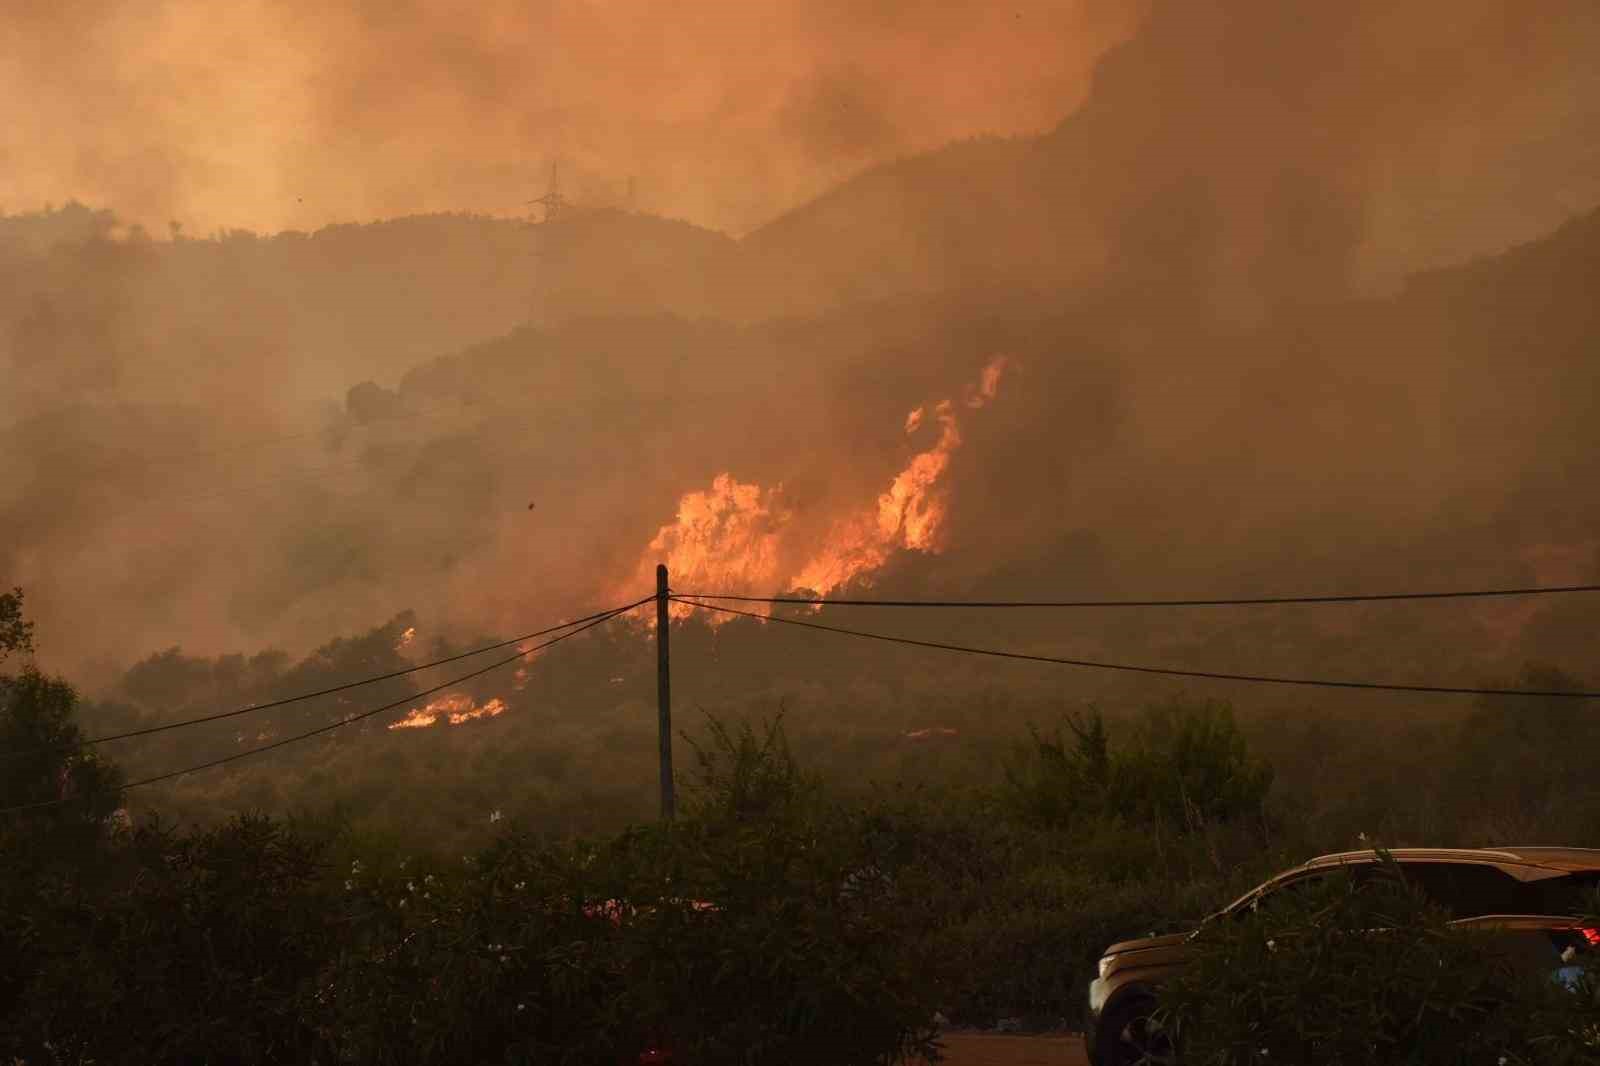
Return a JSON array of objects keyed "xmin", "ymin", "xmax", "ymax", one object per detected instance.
[{"xmin": 656, "ymin": 563, "xmax": 675, "ymax": 819}]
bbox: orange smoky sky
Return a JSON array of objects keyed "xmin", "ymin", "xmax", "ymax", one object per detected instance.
[{"xmin": 0, "ymin": 0, "xmax": 1143, "ymax": 236}]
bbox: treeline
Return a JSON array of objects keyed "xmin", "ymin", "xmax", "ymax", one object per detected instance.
[
  {"xmin": 4, "ymin": 588, "xmax": 1598, "ymax": 1063},
  {"xmin": 60, "ymin": 585, "xmax": 1600, "ymax": 861}
]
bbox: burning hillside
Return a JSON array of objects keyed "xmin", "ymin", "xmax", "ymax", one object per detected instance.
[
  {"xmin": 633, "ymin": 358, "xmax": 1009, "ymax": 614},
  {"xmin": 388, "ymin": 693, "xmax": 508, "ymax": 730}
]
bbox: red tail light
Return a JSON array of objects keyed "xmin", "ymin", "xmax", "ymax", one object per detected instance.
[{"xmin": 1580, "ymin": 927, "xmax": 1600, "ymax": 948}]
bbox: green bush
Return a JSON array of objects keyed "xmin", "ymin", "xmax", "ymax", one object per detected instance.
[
  {"xmin": 1161, "ymin": 854, "xmax": 1600, "ymax": 1065},
  {"xmin": 1113, "ymin": 698, "xmax": 1272, "ymax": 830},
  {"xmin": 1000, "ymin": 698, "xmax": 1271, "ymax": 834},
  {"xmin": 3, "ymin": 814, "xmax": 336, "ymax": 1065},
  {"xmin": 311, "ymin": 717, "xmax": 939, "ymax": 1065}
]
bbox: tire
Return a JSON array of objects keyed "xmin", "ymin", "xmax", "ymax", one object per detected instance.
[{"xmin": 1098, "ymin": 995, "xmax": 1177, "ymax": 1066}]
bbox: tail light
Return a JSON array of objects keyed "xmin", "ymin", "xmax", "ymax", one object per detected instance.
[{"xmin": 1580, "ymin": 927, "xmax": 1600, "ymax": 948}]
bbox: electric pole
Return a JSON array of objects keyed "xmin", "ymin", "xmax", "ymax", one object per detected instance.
[{"xmin": 656, "ymin": 563, "xmax": 675, "ymax": 819}]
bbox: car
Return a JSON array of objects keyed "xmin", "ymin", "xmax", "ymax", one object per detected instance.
[{"xmin": 1084, "ymin": 847, "xmax": 1600, "ymax": 1066}]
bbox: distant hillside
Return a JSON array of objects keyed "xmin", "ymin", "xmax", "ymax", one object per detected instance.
[
  {"xmin": 0, "ymin": 205, "xmax": 740, "ymax": 424},
  {"xmin": 734, "ymin": 136, "xmax": 1074, "ymax": 318},
  {"xmin": 738, "ymin": 1, "xmax": 1600, "ymax": 324}
]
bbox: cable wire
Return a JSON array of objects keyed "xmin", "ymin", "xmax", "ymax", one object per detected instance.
[
  {"xmin": 0, "ymin": 599, "xmax": 646, "ymax": 815},
  {"xmin": 670, "ymin": 597, "xmax": 1600, "ymax": 699},
  {"xmin": 1, "ymin": 595, "xmax": 656, "ymax": 762},
  {"xmin": 673, "ymin": 584, "xmax": 1600, "ymax": 609}
]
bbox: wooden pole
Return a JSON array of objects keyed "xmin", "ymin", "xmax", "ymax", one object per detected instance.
[{"xmin": 656, "ymin": 564, "xmax": 675, "ymax": 819}]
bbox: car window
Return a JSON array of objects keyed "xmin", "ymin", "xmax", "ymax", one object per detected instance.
[
  {"xmin": 1401, "ymin": 863, "xmax": 1524, "ymax": 917},
  {"xmin": 1246, "ymin": 867, "xmax": 1358, "ymax": 918},
  {"xmin": 1521, "ymin": 872, "xmax": 1600, "ymax": 916}
]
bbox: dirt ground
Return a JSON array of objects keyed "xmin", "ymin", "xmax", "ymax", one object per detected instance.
[{"xmin": 925, "ymin": 1032, "xmax": 1089, "ymax": 1066}]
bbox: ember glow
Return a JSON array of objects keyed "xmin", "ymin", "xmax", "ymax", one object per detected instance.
[
  {"xmin": 634, "ymin": 358, "xmax": 1009, "ymax": 615},
  {"xmin": 388, "ymin": 694, "xmax": 508, "ymax": 730}
]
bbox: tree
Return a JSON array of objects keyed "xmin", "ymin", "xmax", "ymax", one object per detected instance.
[
  {"xmin": 0, "ymin": 588, "xmax": 123, "ymax": 847},
  {"xmin": 0, "ymin": 587, "xmax": 33, "ymax": 665}
]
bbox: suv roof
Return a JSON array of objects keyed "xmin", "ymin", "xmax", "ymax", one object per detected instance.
[
  {"xmin": 1304, "ymin": 847, "xmax": 1600, "ymax": 874},
  {"xmin": 1215, "ymin": 847, "xmax": 1600, "ymax": 919}
]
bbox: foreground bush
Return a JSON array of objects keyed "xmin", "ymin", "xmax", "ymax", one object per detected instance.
[
  {"xmin": 0, "ymin": 714, "xmax": 940, "ymax": 1065},
  {"xmin": 317, "ymin": 813, "xmax": 938, "ymax": 1066},
  {"xmin": 2, "ymin": 815, "xmax": 335, "ymax": 1065},
  {"xmin": 1161, "ymin": 856, "xmax": 1600, "ymax": 1066}
]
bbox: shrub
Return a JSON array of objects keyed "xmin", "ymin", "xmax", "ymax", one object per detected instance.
[
  {"xmin": 3, "ymin": 814, "xmax": 336, "ymax": 1065},
  {"xmin": 1000, "ymin": 698, "xmax": 1271, "ymax": 834},
  {"xmin": 311, "ymin": 718, "xmax": 937, "ymax": 1065},
  {"xmin": 1112, "ymin": 697, "xmax": 1272, "ymax": 830}
]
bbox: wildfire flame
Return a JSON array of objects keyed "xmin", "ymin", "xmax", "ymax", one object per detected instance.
[
  {"xmin": 394, "ymin": 626, "xmax": 416, "ymax": 651},
  {"xmin": 647, "ymin": 474, "xmax": 789, "ymax": 595},
  {"xmin": 388, "ymin": 693, "xmax": 509, "ymax": 730},
  {"xmin": 635, "ymin": 358, "xmax": 1008, "ymax": 615}
]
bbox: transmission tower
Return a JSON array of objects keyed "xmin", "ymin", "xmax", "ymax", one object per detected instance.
[{"xmin": 527, "ymin": 161, "xmax": 569, "ymax": 224}]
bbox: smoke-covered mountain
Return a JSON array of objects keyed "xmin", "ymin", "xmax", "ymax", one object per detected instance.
[{"xmin": 3, "ymin": 0, "xmax": 1597, "ymax": 696}]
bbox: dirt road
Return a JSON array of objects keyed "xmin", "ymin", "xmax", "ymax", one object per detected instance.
[{"xmin": 928, "ymin": 1033, "xmax": 1089, "ymax": 1066}]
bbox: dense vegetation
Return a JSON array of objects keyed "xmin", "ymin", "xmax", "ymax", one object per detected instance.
[
  {"xmin": 1164, "ymin": 857, "xmax": 1600, "ymax": 1065},
  {"xmin": 3, "ymin": 588, "xmax": 1597, "ymax": 1062}
]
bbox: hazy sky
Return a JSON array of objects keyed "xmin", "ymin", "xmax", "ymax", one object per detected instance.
[{"xmin": 1, "ymin": 0, "xmax": 1142, "ymax": 236}]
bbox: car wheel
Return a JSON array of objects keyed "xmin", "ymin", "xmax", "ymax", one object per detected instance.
[{"xmin": 1100, "ymin": 996, "xmax": 1177, "ymax": 1066}]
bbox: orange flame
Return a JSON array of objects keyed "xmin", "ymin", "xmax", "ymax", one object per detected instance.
[
  {"xmin": 644, "ymin": 473, "xmax": 789, "ymax": 619},
  {"xmin": 633, "ymin": 358, "xmax": 1008, "ymax": 612},
  {"xmin": 387, "ymin": 693, "xmax": 508, "ymax": 730}
]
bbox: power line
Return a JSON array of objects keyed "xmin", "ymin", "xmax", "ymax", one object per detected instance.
[
  {"xmin": 670, "ymin": 597, "xmax": 1600, "ymax": 699},
  {"xmin": 672, "ymin": 584, "xmax": 1600, "ymax": 609},
  {"xmin": 0, "ymin": 596, "xmax": 656, "ymax": 762},
  {"xmin": 0, "ymin": 599, "xmax": 647, "ymax": 816}
]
